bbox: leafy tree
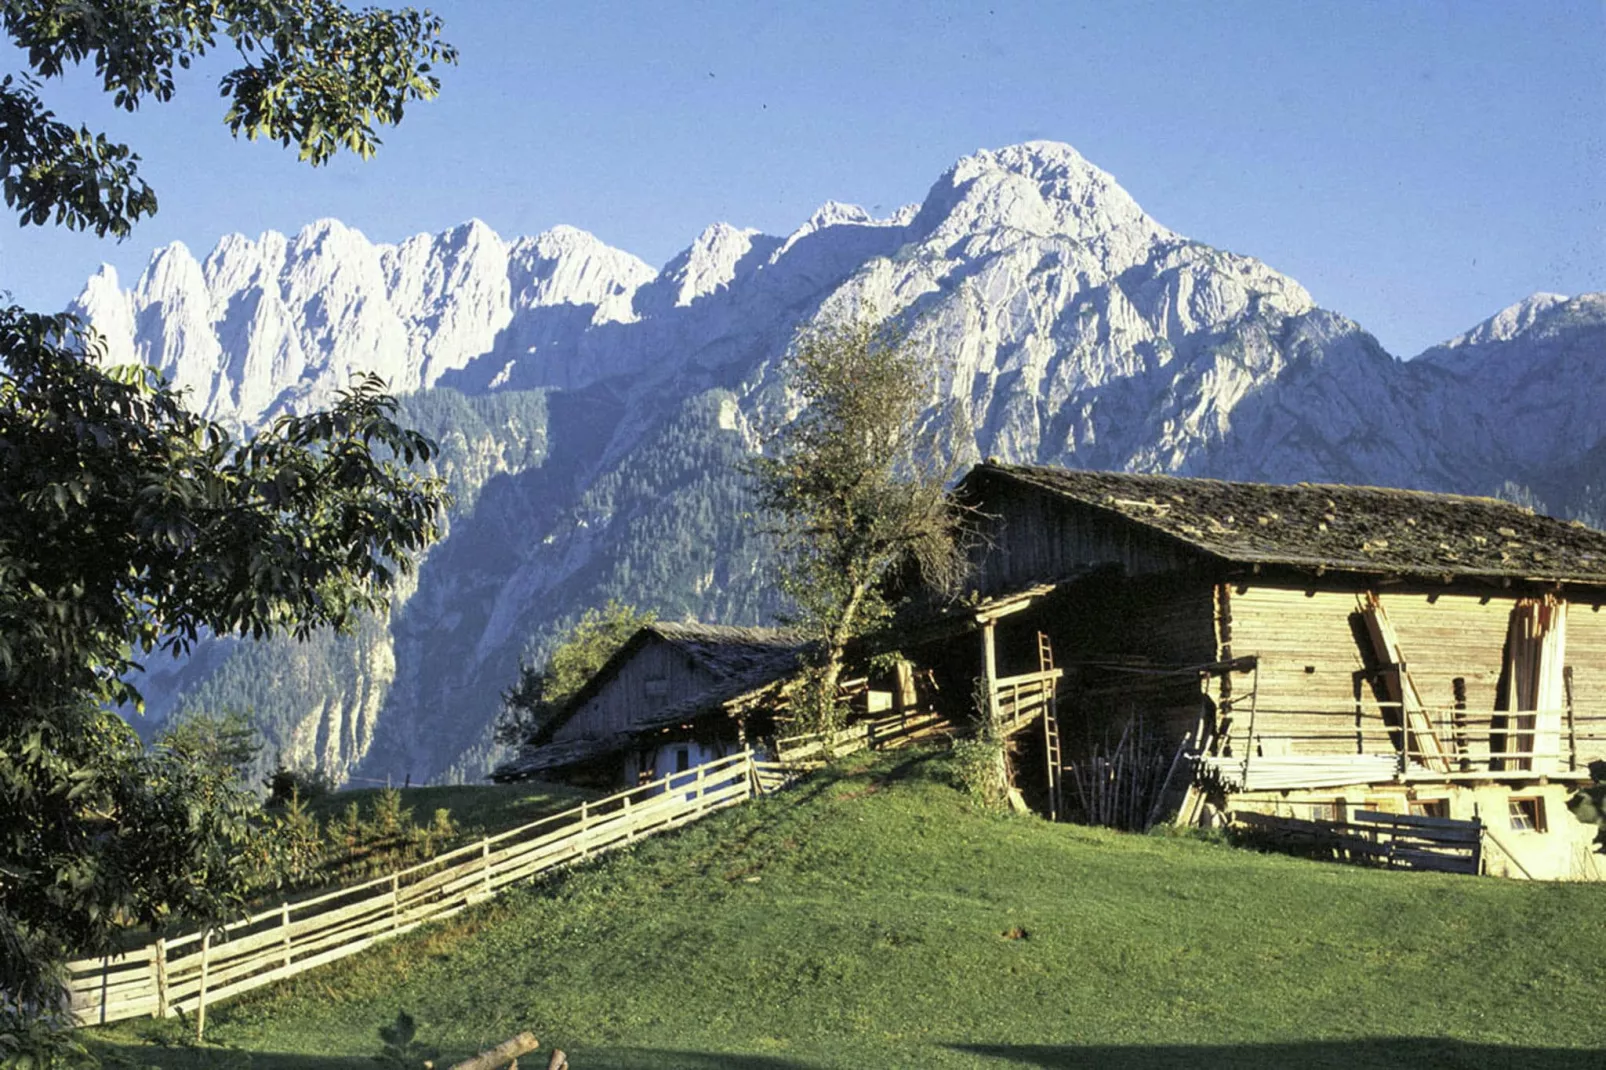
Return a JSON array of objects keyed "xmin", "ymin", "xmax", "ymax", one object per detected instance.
[
  {"xmin": 0, "ymin": 0, "xmax": 455, "ymax": 1034},
  {"xmin": 1, "ymin": 0, "xmax": 455, "ymax": 237},
  {"xmin": 751, "ymin": 312, "xmax": 966, "ymax": 733},
  {"xmin": 155, "ymin": 709, "xmax": 261, "ymax": 781},
  {"xmin": 496, "ymin": 601, "xmax": 657, "ymax": 749},
  {"xmin": 0, "ymin": 315, "xmax": 448, "ymax": 1018},
  {"xmin": 262, "ymin": 757, "xmax": 337, "ymax": 807}
]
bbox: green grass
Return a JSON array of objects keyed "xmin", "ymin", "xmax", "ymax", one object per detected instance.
[{"xmin": 93, "ymin": 751, "xmax": 1606, "ymax": 1069}]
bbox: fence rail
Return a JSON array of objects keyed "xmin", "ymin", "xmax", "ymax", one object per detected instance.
[
  {"xmin": 774, "ymin": 709, "xmax": 952, "ymax": 765},
  {"xmin": 72, "ymin": 706, "xmax": 958, "ymax": 1030},
  {"xmin": 1226, "ymin": 702, "xmax": 1606, "ymax": 780},
  {"xmin": 1231, "ymin": 808, "xmax": 1484, "ymax": 875},
  {"xmin": 67, "ymin": 750, "xmax": 775, "ymax": 1028},
  {"xmin": 994, "ymin": 670, "xmax": 1061, "ymax": 735}
]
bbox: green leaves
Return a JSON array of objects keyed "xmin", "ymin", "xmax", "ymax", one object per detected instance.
[
  {"xmin": 0, "ymin": 310, "xmax": 449, "ymax": 712},
  {"xmin": 751, "ymin": 311, "xmax": 967, "ymax": 731},
  {"xmin": 0, "ymin": 1, "xmax": 455, "ymax": 233},
  {"xmin": 0, "ymin": 74, "xmax": 158, "ymax": 237},
  {"xmin": 0, "ymin": 0, "xmax": 457, "ymax": 1035},
  {"xmin": 0, "ymin": 307, "xmax": 448, "ymax": 1016}
]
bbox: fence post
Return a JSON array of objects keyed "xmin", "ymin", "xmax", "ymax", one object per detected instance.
[
  {"xmin": 152, "ymin": 937, "xmax": 168, "ymax": 1020},
  {"xmin": 195, "ymin": 928, "xmax": 212, "ymax": 1041},
  {"xmin": 695, "ymin": 762, "xmax": 707, "ymax": 814},
  {"xmin": 281, "ymin": 901, "xmax": 292, "ymax": 969},
  {"xmin": 579, "ymin": 800, "xmax": 590, "ymax": 860},
  {"xmin": 481, "ymin": 837, "xmax": 493, "ymax": 895},
  {"xmin": 623, "ymin": 792, "xmax": 634, "ymax": 843},
  {"xmin": 391, "ymin": 873, "xmax": 401, "ymax": 931}
]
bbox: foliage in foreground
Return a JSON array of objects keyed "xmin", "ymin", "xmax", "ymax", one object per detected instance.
[
  {"xmin": 91, "ymin": 749, "xmax": 1606, "ymax": 1069},
  {"xmin": 0, "ymin": 1, "xmax": 455, "ymax": 238},
  {"xmin": 1, "ymin": 2, "xmax": 457, "ymax": 1053},
  {"xmin": 0, "ymin": 313, "xmax": 448, "ymax": 1010}
]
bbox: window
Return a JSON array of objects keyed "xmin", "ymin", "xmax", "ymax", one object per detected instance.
[
  {"xmin": 674, "ymin": 746, "xmax": 691, "ymax": 774},
  {"xmin": 1301, "ymin": 800, "xmax": 1341, "ymax": 822},
  {"xmin": 1409, "ymin": 799, "xmax": 1449, "ymax": 819},
  {"xmin": 1509, "ymin": 797, "xmax": 1545, "ymax": 833}
]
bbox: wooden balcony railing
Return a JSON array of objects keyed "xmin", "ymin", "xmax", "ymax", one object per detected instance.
[{"xmin": 1218, "ymin": 698, "xmax": 1606, "ymax": 786}]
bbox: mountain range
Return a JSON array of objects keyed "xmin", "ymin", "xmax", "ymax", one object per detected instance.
[{"xmin": 70, "ymin": 141, "xmax": 1606, "ymax": 785}]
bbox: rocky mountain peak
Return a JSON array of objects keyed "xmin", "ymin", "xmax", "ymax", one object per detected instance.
[
  {"xmin": 911, "ymin": 140, "xmax": 1170, "ymax": 257},
  {"xmin": 1420, "ymin": 292, "xmax": 1601, "ymax": 362},
  {"xmin": 648, "ymin": 222, "xmax": 781, "ymax": 310}
]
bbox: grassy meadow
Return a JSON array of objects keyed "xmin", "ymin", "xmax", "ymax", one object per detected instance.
[
  {"xmin": 93, "ymin": 750, "xmax": 1606, "ymax": 1069},
  {"xmin": 301, "ymin": 779, "xmax": 598, "ymax": 840}
]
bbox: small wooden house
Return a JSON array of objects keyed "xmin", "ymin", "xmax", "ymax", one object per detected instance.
[
  {"xmin": 936, "ymin": 462, "xmax": 1606, "ymax": 879},
  {"xmin": 492, "ymin": 622, "xmax": 804, "ymax": 789}
]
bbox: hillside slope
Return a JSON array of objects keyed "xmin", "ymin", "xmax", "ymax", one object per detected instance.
[{"xmin": 95, "ymin": 751, "xmax": 1606, "ymax": 1069}]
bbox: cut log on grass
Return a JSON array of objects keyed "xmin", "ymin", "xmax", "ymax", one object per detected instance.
[
  {"xmin": 448, "ymin": 1032, "xmax": 540, "ymax": 1070},
  {"xmin": 547, "ymin": 1050, "xmax": 569, "ymax": 1070}
]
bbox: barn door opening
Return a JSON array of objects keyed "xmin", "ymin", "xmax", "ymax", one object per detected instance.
[{"xmin": 1495, "ymin": 598, "xmax": 1568, "ymax": 774}]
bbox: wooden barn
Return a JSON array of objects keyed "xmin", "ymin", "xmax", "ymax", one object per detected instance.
[
  {"xmin": 492, "ymin": 622, "xmax": 804, "ymax": 789},
  {"xmin": 929, "ymin": 461, "xmax": 1606, "ymax": 879}
]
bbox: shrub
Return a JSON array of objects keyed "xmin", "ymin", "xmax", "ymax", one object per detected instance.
[{"xmin": 951, "ymin": 737, "xmax": 1009, "ymax": 810}]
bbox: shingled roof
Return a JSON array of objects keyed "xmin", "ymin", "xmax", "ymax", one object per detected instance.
[
  {"xmin": 968, "ymin": 462, "xmax": 1606, "ymax": 586},
  {"xmin": 644, "ymin": 621, "xmax": 804, "ymax": 683}
]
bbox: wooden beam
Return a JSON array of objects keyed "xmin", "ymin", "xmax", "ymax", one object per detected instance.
[{"xmin": 981, "ymin": 621, "xmax": 1000, "ymax": 724}]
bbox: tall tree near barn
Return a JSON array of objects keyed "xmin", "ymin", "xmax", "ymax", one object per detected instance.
[
  {"xmin": 0, "ymin": 0, "xmax": 455, "ymax": 1033},
  {"xmin": 752, "ymin": 311, "xmax": 966, "ymax": 734}
]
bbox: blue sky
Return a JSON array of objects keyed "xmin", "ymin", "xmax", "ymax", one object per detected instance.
[{"xmin": 2, "ymin": 1, "xmax": 1601, "ymax": 357}]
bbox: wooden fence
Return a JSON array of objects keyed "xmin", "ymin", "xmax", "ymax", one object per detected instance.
[
  {"xmin": 67, "ymin": 750, "xmax": 793, "ymax": 1029},
  {"xmin": 773, "ymin": 709, "xmax": 952, "ymax": 765},
  {"xmin": 993, "ymin": 669, "xmax": 1060, "ymax": 735},
  {"xmin": 1231, "ymin": 808, "xmax": 1484, "ymax": 875}
]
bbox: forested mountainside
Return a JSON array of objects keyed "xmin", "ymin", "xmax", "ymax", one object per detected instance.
[{"xmin": 79, "ymin": 142, "xmax": 1606, "ymax": 785}]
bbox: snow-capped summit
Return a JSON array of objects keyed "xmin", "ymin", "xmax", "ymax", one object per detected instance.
[
  {"xmin": 507, "ymin": 225, "xmax": 655, "ymax": 322},
  {"xmin": 636, "ymin": 222, "xmax": 781, "ymax": 312}
]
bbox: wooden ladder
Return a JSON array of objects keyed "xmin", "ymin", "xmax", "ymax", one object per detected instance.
[{"xmin": 1039, "ymin": 632, "xmax": 1064, "ymax": 822}]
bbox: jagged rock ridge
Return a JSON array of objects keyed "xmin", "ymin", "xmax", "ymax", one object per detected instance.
[{"xmin": 73, "ymin": 141, "xmax": 1606, "ymax": 784}]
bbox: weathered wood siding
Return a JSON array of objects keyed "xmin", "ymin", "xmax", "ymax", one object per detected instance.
[
  {"xmin": 967, "ymin": 479, "xmax": 1206, "ymax": 596},
  {"xmin": 552, "ymin": 640, "xmax": 722, "ymax": 742},
  {"xmin": 1224, "ymin": 583, "xmax": 1606, "ymax": 767},
  {"xmin": 1567, "ymin": 595, "xmax": 1606, "ymax": 767}
]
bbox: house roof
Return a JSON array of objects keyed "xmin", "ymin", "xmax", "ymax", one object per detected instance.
[
  {"xmin": 645, "ymin": 621, "xmax": 805, "ymax": 683},
  {"xmin": 965, "ymin": 462, "xmax": 1606, "ymax": 586},
  {"xmin": 492, "ymin": 621, "xmax": 806, "ymax": 780},
  {"xmin": 547, "ymin": 621, "xmax": 802, "ymax": 738}
]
